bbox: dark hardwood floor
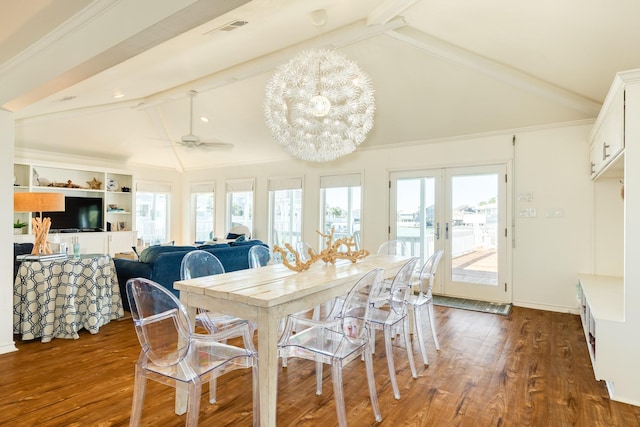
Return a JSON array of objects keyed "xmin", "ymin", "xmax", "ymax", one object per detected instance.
[{"xmin": 2, "ymin": 306, "xmax": 639, "ymax": 426}]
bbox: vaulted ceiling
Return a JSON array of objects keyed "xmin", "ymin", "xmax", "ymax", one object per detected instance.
[{"xmin": 3, "ymin": 0, "xmax": 640, "ymax": 171}]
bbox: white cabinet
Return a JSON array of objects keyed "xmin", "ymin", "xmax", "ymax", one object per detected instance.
[
  {"xmin": 581, "ymin": 69, "xmax": 640, "ymax": 406},
  {"xmin": 589, "ymin": 85, "xmax": 625, "ymax": 178},
  {"xmin": 13, "ymin": 162, "xmax": 136, "ymax": 255}
]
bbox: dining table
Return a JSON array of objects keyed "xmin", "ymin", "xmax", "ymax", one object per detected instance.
[{"xmin": 174, "ymin": 253, "xmax": 410, "ymax": 427}]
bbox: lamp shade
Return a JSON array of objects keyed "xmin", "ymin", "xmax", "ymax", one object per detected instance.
[{"xmin": 14, "ymin": 192, "xmax": 65, "ymax": 213}]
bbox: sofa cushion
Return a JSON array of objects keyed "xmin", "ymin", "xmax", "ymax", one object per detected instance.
[
  {"xmin": 197, "ymin": 243, "xmax": 230, "ymax": 250},
  {"xmin": 139, "ymin": 245, "xmax": 195, "ymax": 263}
]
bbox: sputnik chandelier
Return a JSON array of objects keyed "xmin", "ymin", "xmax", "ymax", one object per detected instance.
[{"xmin": 264, "ymin": 47, "xmax": 375, "ymax": 162}]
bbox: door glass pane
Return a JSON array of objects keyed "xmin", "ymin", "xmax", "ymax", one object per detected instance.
[
  {"xmin": 396, "ymin": 177, "xmax": 436, "ymax": 262},
  {"xmin": 450, "ymin": 173, "xmax": 498, "ymax": 285},
  {"xmin": 135, "ymin": 192, "xmax": 169, "ymax": 246},
  {"xmin": 193, "ymin": 192, "xmax": 214, "ymax": 242},
  {"xmin": 269, "ymin": 188, "xmax": 302, "ymax": 247}
]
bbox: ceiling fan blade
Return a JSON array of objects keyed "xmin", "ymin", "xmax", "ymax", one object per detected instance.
[
  {"xmin": 177, "ymin": 140, "xmax": 234, "ymax": 150},
  {"xmin": 200, "ymin": 141, "xmax": 234, "ymax": 148}
]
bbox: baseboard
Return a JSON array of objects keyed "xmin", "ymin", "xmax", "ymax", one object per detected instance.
[
  {"xmin": 0, "ymin": 341, "xmax": 18, "ymax": 355},
  {"xmin": 513, "ymin": 300, "xmax": 579, "ymax": 315}
]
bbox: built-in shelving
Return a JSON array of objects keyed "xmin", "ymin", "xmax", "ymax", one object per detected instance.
[
  {"xmin": 580, "ymin": 69, "xmax": 640, "ymax": 407},
  {"xmin": 13, "ymin": 162, "xmax": 136, "ymax": 255}
]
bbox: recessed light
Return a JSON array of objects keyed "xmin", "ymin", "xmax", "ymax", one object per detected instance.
[
  {"xmin": 200, "ymin": 116, "xmax": 209, "ymax": 123},
  {"xmin": 113, "ymin": 92, "xmax": 125, "ymax": 99}
]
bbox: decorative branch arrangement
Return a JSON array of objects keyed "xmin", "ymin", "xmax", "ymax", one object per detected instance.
[
  {"xmin": 31, "ymin": 216, "xmax": 53, "ymax": 255},
  {"xmin": 273, "ymin": 228, "xmax": 369, "ymax": 272}
]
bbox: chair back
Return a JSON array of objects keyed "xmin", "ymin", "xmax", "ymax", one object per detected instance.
[
  {"xmin": 377, "ymin": 240, "xmax": 409, "ymax": 256},
  {"xmin": 388, "ymin": 257, "xmax": 419, "ymax": 315},
  {"xmin": 180, "ymin": 250, "xmax": 225, "ymax": 280},
  {"xmin": 418, "ymin": 249, "xmax": 444, "ymax": 296},
  {"xmin": 228, "ymin": 224, "xmax": 251, "ymax": 239},
  {"xmin": 126, "ymin": 278, "xmax": 192, "ymax": 367},
  {"xmin": 248, "ymin": 245, "xmax": 271, "ymax": 268},
  {"xmin": 339, "ymin": 268, "xmax": 384, "ymax": 344},
  {"xmin": 295, "ymin": 241, "xmax": 314, "ymax": 261}
]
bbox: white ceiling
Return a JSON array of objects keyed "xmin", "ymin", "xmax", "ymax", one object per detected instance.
[{"xmin": 4, "ymin": 0, "xmax": 640, "ymax": 171}]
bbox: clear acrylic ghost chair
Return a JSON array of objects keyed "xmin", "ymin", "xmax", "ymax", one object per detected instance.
[
  {"xmin": 377, "ymin": 240, "xmax": 409, "ymax": 256},
  {"xmin": 365, "ymin": 257, "xmax": 419, "ymax": 399},
  {"xmin": 376, "ymin": 240, "xmax": 411, "ymax": 295},
  {"xmin": 278, "ymin": 268, "xmax": 385, "ymax": 427},
  {"xmin": 295, "ymin": 241, "xmax": 315, "ymax": 261},
  {"xmin": 125, "ymin": 278, "xmax": 258, "ymax": 427},
  {"xmin": 248, "ymin": 245, "xmax": 271, "ymax": 268},
  {"xmin": 293, "ymin": 241, "xmax": 332, "ymax": 320},
  {"xmin": 227, "ymin": 224, "xmax": 251, "ymax": 239},
  {"xmin": 180, "ymin": 250, "xmax": 256, "ymax": 403},
  {"xmin": 405, "ymin": 249, "xmax": 444, "ymax": 365}
]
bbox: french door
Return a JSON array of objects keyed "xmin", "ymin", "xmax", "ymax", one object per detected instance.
[{"xmin": 390, "ymin": 164, "xmax": 510, "ymax": 303}]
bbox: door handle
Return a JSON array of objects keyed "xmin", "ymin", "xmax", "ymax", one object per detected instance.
[
  {"xmin": 435, "ymin": 222, "xmax": 440, "ymax": 240},
  {"xmin": 445, "ymin": 222, "xmax": 449, "ymax": 239}
]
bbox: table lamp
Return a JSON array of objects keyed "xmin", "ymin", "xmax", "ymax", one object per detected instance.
[{"xmin": 14, "ymin": 192, "xmax": 65, "ymax": 255}]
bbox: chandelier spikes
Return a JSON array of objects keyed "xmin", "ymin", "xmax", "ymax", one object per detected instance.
[{"xmin": 264, "ymin": 47, "xmax": 375, "ymax": 162}]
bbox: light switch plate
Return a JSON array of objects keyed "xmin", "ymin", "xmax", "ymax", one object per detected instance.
[{"xmin": 519, "ymin": 208, "xmax": 537, "ymax": 218}]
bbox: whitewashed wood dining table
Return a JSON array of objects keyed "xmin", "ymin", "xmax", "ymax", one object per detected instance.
[{"xmin": 174, "ymin": 253, "xmax": 410, "ymax": 427}]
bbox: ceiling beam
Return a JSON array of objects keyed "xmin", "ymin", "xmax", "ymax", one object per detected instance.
[
  {"xmin": 367, "ymin": 0, "xmax": 419, "ymax": 25},
  {"xmin": 2, "ymin": 0, "xmax": 250, "ymax": 111},
  {"xmin": 386, "ymin": 26, "xmax": 601, "ymax": 116},
  {"xmin": 132, "ymin": 17, "xmax": 407, "ymax": 110}
]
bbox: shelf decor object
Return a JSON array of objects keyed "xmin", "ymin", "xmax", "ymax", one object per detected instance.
[
  {"xmin": 14, "ymin": 192, "xmax": 65, "ymax": 255},
  {"xmin": 264, "ymin": 47, "xmax": 375, "ymax": 162}
]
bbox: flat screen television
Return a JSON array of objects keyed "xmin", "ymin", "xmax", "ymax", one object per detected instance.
[{"xmin": 37, "ymin": 196, "xmax": 104, "ymax": 232}]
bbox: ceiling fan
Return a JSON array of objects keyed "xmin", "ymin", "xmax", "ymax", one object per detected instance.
[{"xmin": 175, "ymin": 90, "xmax": 233, "ymax": 149}]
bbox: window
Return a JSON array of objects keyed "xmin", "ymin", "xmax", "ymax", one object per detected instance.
[
  {"xmin": 226, "ymin": 179, "xmax": 254, "ymax": 235},
  {"xmin": 320, "ymin": 173, "xmax": 361, "ymax": 246},
  {"xmin": 192, "ymin": 183, "xmax": 214, "ymax": 242},
  {"xmin": 268, "ymin": 177, "xmax": 302, "ymax": 247},
  {"xmin": 135, "ymin": 181, "xmax": 171, "ymax": 246}
]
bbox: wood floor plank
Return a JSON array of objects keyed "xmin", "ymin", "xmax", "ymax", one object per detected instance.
[{"xmin": 2, "ymin": 307, "xmax": 640, "ymax": 426}]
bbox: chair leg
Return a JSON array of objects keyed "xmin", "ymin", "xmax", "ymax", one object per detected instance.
[
  {"xmin": 186, "ymin": 379, "xmax": 203, "ymax": 427},
  {"xmin": 129, "ymin": 366, "xmax": 147, "ymax": 426},
  {"xmin": 331, "ymin": 362, "xmax": 348, "ymax": 427},
  {"xmin": 364, "ymin": 343, "xmax": 382, "ymax": 422},
  {"xmin": 427, "ymin": 302, "xmax": 440, "ymax": 350},
  {"xmin": 402, "ymin": 317, "xmax": 417, "ymax": 379},
  {"xmin": 316, "ymin": 359, "xmax": 323, "ymax": 395},
  {"xmin": 384, "ymin": 325, "xmax": 400, "ymax": 399},
  {"xmin": 209, "ymin": 377, "xmax": 217, "ymax": 404},
  {"xmin": 414, "ymin": 305, "xmax": 429, "ymax": 366}
]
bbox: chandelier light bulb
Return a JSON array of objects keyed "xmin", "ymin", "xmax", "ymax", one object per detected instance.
[{"xmin": 309, "ymin": 94, "xmax": 331, "ymax": 117}]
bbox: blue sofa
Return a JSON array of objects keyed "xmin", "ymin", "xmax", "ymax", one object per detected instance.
[{"xmin": 114, "ymin": 240, "xmax": 267, "ymax": 311}]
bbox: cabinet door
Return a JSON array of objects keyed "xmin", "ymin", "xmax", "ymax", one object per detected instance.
[
  {"xmin": 591, "ymin": 87, "xmax": 625, "ymax": 178},
  {"xmin": 590, "ymin": 135, "xmax": 601, "ymax": 178},
  {"xmin": 604, "ymin": 88, "xmax": 625, "ymax": 163},
  {"xmin": 107, "ymin": 231, "xmax": 136, "ymax": 255},
  {"xmin": 75, "ymin": 233, "xmax": 108, "ymax": 255}
]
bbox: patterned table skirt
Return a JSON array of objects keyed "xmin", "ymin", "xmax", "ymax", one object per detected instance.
[{"xmin": 13, "ymin": 254, "xmax": 125, "ymax": 343}]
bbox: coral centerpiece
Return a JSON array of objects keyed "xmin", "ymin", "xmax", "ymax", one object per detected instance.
[{"xmin": 273, "ymin": 228, "xmax": 369, "ymax": 272}]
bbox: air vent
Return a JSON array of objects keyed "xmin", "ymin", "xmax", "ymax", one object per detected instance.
[
  {"xmin": 204, "ymin": 20, "xmax": 248, "ymax": 35},
  {"xmin": 55, "ymin": 96, "xmax": 76, "ymax": 103}
]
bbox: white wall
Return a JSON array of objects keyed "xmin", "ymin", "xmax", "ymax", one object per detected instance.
[
  {"xmin": 512, "ymin": 125, "xmax": 594, "ymax": 311},
  {"xmin": 184, "ymin": 122, "xmax": 595, "ymax": 313},
  {"xmin": 1, "ymin": 109, "xmax": 18, "ymax": 354}
]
